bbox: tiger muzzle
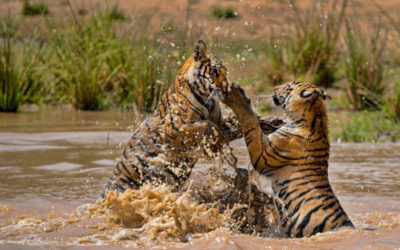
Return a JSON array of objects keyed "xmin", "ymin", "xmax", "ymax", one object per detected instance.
[{"xmin": 272, "ymin": 94, "xmax": 285, "ymax": 106}]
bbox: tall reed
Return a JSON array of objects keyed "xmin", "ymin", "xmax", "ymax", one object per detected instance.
[
  {"xmin": 0, "ymin": 17, "xmax": 44, "ymax": 112},
  {"xmin": 266, "ymin": 0, "xmax": 347, "ymax": 87},
  {"xmin": 376, "ymin": 4, "xmax": 400, "ymax": 119},
  {"xmin": 343, "ymin": 18, "xmax": 386, "ymax": 110},
  {"xmin": 49, "ymin": 13, "xmax": 177, "ymax": 111}
]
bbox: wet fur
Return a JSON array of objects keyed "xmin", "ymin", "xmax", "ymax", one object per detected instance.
[
  {"xmin": 223, "ymin": 81, "xmax": 354, "ymax": 237},
  {"xmin": 105, "ymin": 41, "xmax": 241, "ymax": 193}
]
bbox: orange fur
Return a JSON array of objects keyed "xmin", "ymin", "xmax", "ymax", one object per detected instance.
[{"xmin": 223, "ymin": 81, "xmax": 353, "ymax": 237}]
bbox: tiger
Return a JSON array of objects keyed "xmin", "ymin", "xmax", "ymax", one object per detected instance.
[
  {"xmin": 221, "ymin": 81, "xmax": 354, "ymax": 237},
  {"xmin": 104, "ymin": 40, "xmax": 242, "ymax": 194}
]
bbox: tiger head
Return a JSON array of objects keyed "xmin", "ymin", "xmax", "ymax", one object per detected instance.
[
  {"xmin": 179, "ymin": 40, "xmax": 228, "ymax": 96},
  {"xmin": 273, "ymin": 81, "xmax": 330, "ymax": 118}
]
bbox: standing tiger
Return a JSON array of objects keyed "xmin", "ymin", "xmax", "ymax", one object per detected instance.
[
  {"xmin": 222, "ymin": 81, "xmax": 354, "ymax": 237},
  {"xmin": 105, "ymin": 40, "xmax": 242, "ymax": 193}
]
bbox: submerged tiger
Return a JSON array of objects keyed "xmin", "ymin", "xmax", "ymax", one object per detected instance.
[
  {"xmin": 105, "ymin": 40, "xmax": 242, "ymax": 193},
  {"xmin": 222, "ymin": 81, "xmax": 354, "ymax": 237}
]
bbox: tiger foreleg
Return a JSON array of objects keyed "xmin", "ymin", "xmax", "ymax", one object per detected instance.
[{"xmin": 172, "ymin": 120, "xmax": 226, "ymax": 158}]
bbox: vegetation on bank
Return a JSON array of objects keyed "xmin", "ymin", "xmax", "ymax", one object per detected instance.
[
  {"xmin": 210, "ymin": 6, "xmax": 238, "ymax": 20},
  {"xmin": 0, "ymin": 1, "xmax": 400, "ymax": 142},
  {"xmin": 22, "ymin": 1, "xmax": 49, "ymax": 16}
]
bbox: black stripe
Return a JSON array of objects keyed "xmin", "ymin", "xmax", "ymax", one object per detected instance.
[
  {"xmin": 310, "ymin": 113, "xmax": 318, "ymax": 134},
  {"xmin": 188, "ymin": 81, "xmax": 206, "ymax": 106},
  {"xmin": 340, "ymin": 219, "xmax": 354, "ymax": 228},
  {"xmin": 331, "ymin": 212, "xmax": 345, "ymax": 224},
  {"xmin": 295, "ymin": 204, "xmax": 324, "ymax": 237},
  {"xmin": 277, "ymin": 186, "xmax": 288, "ymax": 198},
  {"xmin": 304, "ymin": 194, "xmax": 333, "ymax": 202},
  {"xmin": 263, "ymin": 160, "xmax": 328, "ymax": 170},
  {"xmin": 278, "ymin": 130, "xmax": 309, "ymax": 140},
  {"xmin": 243, "ymin": 126, "xmax": 257, "ymax": 137},
  {"xmin": 305, "ymin": 147, "xmax": 329, "ymax": 152},
  {"xmin": 311, "ymin": 207, "xmax": 341, "ymax": 235},
  {"xmin": 158, "ymin": 96, "xmax": 167, "ymax": 118},
  {"xmin": 167, "ymin": 94, "xmax": 179, "ymax": 132},
  {"xmin": 116, "ymin": 175, "xmax": 138, "ymax": 189},
  {"xmin": 266, "ymin": 136, "xmax": 290, "ymax": 153},
  {"xmin": 294, "ymin": 166, "xmax": 327, "ymax": 173},
  {"xmin": 309, "ymin": 136, "xmax": 323, "ymax": 143},
  {"xmin": 276, "ymin": 131, "xmax": 289, "ymax": 138},
  {"xmin": 267, "ymin": 139, "xmax": 329, "ymax": 161},
  {"xmin": 286, "ymin": 214, "xmax": 300, "ymax": 236},
  {"xmin": 253, "ymin": 152, "xmax": 264, "ymax": 169},
  {"xmin": 277, "ymin": 173, "xmax": 326, "ymax": 186},
  {"xmin": 308, "ymin": 95, "xmax": 319, "ymax": 111},
  {"xmin": 260, "ymin": 168, "xmax": 274, "ymax": 177},
  {"xmin": 175, "ymin": 83, "xmax": 205, "ymax": 119},
  {"xmin": 292, "ymin": 184, "xmax": 331, "ymax": 201},
  {"xmin": 322, "ymin": 195, "xmax": 335, "ymax": 202},
  {"xmin": 283, "ymin": 188, "xmax": 299, "ymax": 200},
  {"xmin": 287, "ymin": 199, "xmax": 304, "ymax": 218},
  {"xmin": 296, "ymin": 178, "xmax": 324, "ymax": 187},
  {"xmin": 323, "ymin": 200, "xmax": 338, "ymax": 210},
  {"xmin": 285, "ymin": 184, "xmax": 331, "ymax": 209},
  {"xmin": 164, "ymin": 166, "xmax": 182, "ymax": 183},
  {"xmin": 171, "ymin": 93, "xmax": 188, "ymax": 113},
  {"xmin": 118, "ymin": 161, "xmax": 132, "ymax": 176},
  {"xmin": 108, "ymin": 178, "xmax": 126, "ymax": 192}
]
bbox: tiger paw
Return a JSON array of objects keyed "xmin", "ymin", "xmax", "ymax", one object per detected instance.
[{"xmin": 221, "ymin": 82, "xmax": 251, "ymax": 110}]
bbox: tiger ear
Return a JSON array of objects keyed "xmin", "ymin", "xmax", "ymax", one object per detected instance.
[
  {"xmin": 319, "ymin": 89, "xmax": 331, "ymax": 100},
  {"xmin": 194, "ymin": 40, "xmax": 207, "ymax": 61}
]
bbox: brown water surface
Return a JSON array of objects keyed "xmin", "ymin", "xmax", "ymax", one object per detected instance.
[{"xmin": 1, "ymin": 110, "xmax": 400, "ymax": 249}]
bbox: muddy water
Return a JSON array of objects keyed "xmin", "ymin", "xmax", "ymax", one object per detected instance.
[{"xmin": 1, "ymin": 110, "xmax": 400, "ymax": 249}]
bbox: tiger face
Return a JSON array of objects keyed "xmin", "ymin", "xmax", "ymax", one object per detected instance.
[
  {"xmin": 180, "ymin": 40, "xmax": 228, "ymax": 96},
  {"xmin": 273, "ymin": 81, "xmax": 329, "ymax": 114}
]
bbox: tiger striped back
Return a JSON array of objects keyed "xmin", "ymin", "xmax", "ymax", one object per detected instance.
[{"xmin": 223, "ymin": 81, "xmax": 354, "ymax": 237}]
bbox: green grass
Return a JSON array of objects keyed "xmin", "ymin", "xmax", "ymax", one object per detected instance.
[
  {"xmin": 384, "ymin": 79, "xmax": 400, "ymax": 119},
  {"xmin": 210, "ymin": 6, "xmax": 238, "ymax": 19},
  {"xmin": 48, "ymin": 14, "xmax": 177, "ymax": 111},
  {"xmin": 22, "ymin": 1, "xmax": 49, "ymax": 16},
  {"xmin": 0, "ymin": 18, "xmax": 20, "ymax": 112},
  {"xmin": 329, "ymin": 111, "xmax": 400, "ymax": 142},
  {"xmin": 50, "ymin": 17, "xmax": 116, "ymax": 110},
  {"xmin": 108, "ymin": 40, "xmax": 176, "ymax": 112},
  {"xmin": 0, "ymin": 0, "xmax": 400, "ymax": 134},
  {"xmin": 104, "ymin": 4, "xmax": 127, "ymax": 21},
  {"xmin": 343, "ymin": 18, "xmax": 386, "ymax": 110},
  {"xmin": 0, "ymin": 17, "xmax": 44, "ymax": 112},
  {"xmin": 264, "ymin": 0, "xmax": 347, "ymax": 87}
]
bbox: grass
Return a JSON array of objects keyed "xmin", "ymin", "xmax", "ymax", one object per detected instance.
[
  {"xmin": 210, "ymin": 6, "xmax": 238, "ymax": 19},
  {"xmin": 104, "ymin": 4, "xmax": 127, "ymax": 21},
  {"xmin": 48, "ymin": 13, "xmax": 177, "ymax": 111},
  {"xmin": 109, "ymin": 40, "xmax": 176, "ymax": 112},
  {"xmin": 50, "ymin": 17, "xmax": 116, "ymax": 110},
  {"xmin": 343, "ymin": 18, "xmax": 386, "ymax": 110},
  {"xmin": 384, "ymin": 79, "xmax": 400, "ymax": 119},
  {"xmin": 1, "ymin": 0, "xmax": 400, "ymax": 143},
  {"xmin": 0, "ymin": 17, "xmax": 44, "ymax": 112},
  {"xmin": 377, "ymin": 6, "xmax": 400, "ymax": 119},
  {"xmin": 265, "ymin": 0, "xmax": 347, "ymax": 87},
  {"xmin": 329, "ymin": 111, "xmax": 400, "ymax": 142},
  {"xmin": 0, "ymin": 18, "xmax": 20, "ymax": 112},
  {"xmin": 22, "ymin": 1, "xmax": 49, "ymax": 16}
]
